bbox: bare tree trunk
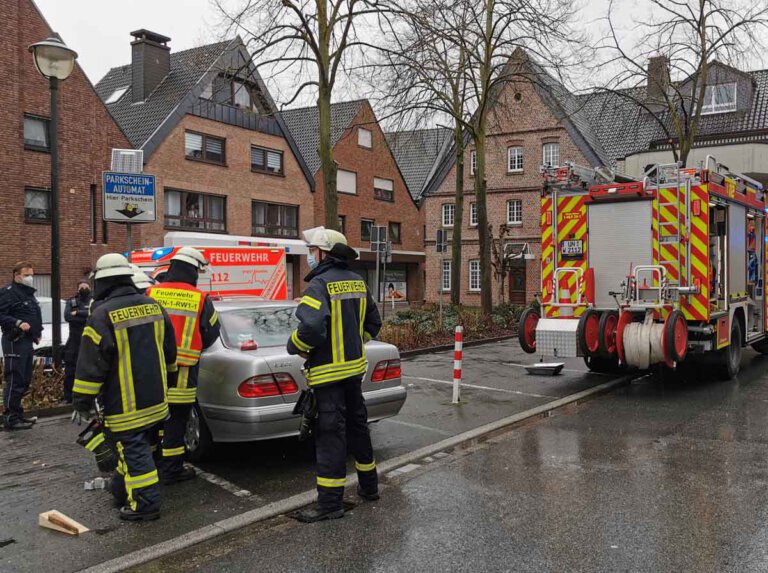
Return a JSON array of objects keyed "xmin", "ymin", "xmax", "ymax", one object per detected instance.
[
  {"xmin": 318, "ymin": 84, "xmax": 339, "ymax": 230},
  {"xmin": 450, "ymin": 121, "xmax": 464, "ymax": 306},
  {"xmin": 475, "ymin": 130, "xmax": 492, "ymax": 316}
]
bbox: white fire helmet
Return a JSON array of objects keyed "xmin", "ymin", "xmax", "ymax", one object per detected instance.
[
  {"xmin": 302, "ymin": 226, "xmax": 348, "ymax": 252},
  {"xmin": 171, "ymin": 246, "xmax": 209, "ymax": 269},
  {"xmin": 93, "ymin": 253, "xmax": 134, "ymax": 280},
  {"xmin": 130, "ymin": 265, "xmax": 153, "ymax": 290}
]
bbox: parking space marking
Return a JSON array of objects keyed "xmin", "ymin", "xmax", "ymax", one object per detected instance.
[
  {"xmin": 403, "ymin": 375, "xmax": 559, "ymax": 399},
  {"xmin": 188, "ymin": 464, "xmax": 263, "ymax": 502},
  {"xmin": 383, "ymin": 418, "xmax": 453, "ymax": 437}
]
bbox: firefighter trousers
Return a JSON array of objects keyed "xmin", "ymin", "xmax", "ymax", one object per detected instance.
[
  {"xmin": 109, "ymin": 427, "xmax": 160, "ymax": 513},
  {"xmin": 314, "ymin": 376, "xmax": 378, "ymax": 511},
  {"xmin": 1, "ymin": 337, "xmax": 34, "ymax": 425},
  {"xmin": 158, "ymin": 364, "xmax": 198, "ymax": 477}
]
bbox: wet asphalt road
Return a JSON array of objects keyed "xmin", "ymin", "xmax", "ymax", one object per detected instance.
[
  {"xmin": 134, "ymin": 350, "xmax": 768, "ymax": 573},
  {"xmin": 0, "ymin": 339, "xmax": 614, "ymax": 573}
]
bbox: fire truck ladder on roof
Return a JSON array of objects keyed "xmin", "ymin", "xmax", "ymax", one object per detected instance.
[{"xmin": 650, "ymin": 162, "xmax": 692, "ymax": 291}]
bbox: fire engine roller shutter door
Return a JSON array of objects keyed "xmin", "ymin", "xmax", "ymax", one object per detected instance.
[
  {"xmin": 728, "ymin": 203, "xmax": 746, "ymax": 297},
  {"xmin": 588, "ymin": 201, "xmax": 653, "ymax": 308}
]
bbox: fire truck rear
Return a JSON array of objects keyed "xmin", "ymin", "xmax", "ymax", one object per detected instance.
[{"xmin": 519, "ymin": 157, "xmax": 767, "ymax": 379}]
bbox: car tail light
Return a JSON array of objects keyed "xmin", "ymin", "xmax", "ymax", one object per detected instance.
[
  {"xmin": 239, "ymin": 339, "xmax": 258, "ymax": 351},
  {"xmin": 371, "ymin": 359, "xmax": 401, "ymax": 382},
  {"xmin": 238, "ymin": 373, "xmax": 299, "ymax": 398}
]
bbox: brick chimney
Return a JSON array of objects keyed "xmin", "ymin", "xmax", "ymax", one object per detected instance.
[
  {"xmin": 130, "ymin": 29, "xmax": 171, "ymax": 103},
  {"xmin": 647, "ymin": 55, "xmax": 670, "ymax": 105}
]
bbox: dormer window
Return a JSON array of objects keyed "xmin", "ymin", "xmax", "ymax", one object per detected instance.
[
  {"xmin": 701, "ymin": 83, "xmax": 737, "ymax": 115},
  {"xmin": 232, "ymin": 80, "xmax": 253, "ymax": 110},
  {"xmin": 200, "ymin": 81, "xmax": 213, "ymax": 100}
]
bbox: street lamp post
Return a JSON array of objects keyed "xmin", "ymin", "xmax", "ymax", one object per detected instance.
[{"xmin": 29, "ymin": 36, "xmax": 77, "ymax": 368}]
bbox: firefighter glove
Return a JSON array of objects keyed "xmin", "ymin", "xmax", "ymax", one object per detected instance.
[{"xmin": 71, "ymin": 406, "xmax": 94, "ymax": 426}]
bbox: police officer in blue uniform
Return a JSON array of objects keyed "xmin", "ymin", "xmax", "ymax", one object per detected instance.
[
  {"xmin": 63, "ymin": 280, "xmax": 92, "ymax": 404},
  {"xmin": 287, "ymin": 227, "xmax": 382, "ymax": 523},
  {"xmin": 0, "ymin": 261, "xmax": 43, "ymax": 431}
]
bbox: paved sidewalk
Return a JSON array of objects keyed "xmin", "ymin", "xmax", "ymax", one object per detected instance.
[{"xmin": 0, "ymin": 340, "xmax": 614, "ymax": 573}]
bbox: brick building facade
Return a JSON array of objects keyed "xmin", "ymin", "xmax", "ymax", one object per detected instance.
[
  {"xmin": 421, "ymin": 53, "xmax": 609, "ymax": 307},
  {"xmin": 0, "ymin": 0, "xmax": 131, "ymax": 295},
  {"xmin": 283, "ymin": 100, "xmax": 426, "ymax": 303},
  {"xmin": 95, "ymin": 32, "xmax": 315, "ymax": 298}
]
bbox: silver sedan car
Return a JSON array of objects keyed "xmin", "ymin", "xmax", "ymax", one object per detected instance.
[{"xmin": 186, "ymin": 298, "xmax": 407, "ymax": 460}]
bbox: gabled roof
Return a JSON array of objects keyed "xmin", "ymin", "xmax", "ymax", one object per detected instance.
[
  {"xmin": 385, "ymin": 128, "xmax": 453, "ymax": 200},
  {"xmin": 579, "ymin": 64, "xmax": 768, "ymax": 163},
  {"xmin": 96, "ymin": 40, "xmax": 233, "ymax": 149},
  {"xmin": 280, "ymin": 100, "xmax": 365, "ymax": 175}
]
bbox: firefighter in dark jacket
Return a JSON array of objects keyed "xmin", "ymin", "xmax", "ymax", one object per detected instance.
[
  {"xmin": 72, "ymin": 253, "xmax": 178, "ymax": 521},
  {"xmin": 287, "ymin": 227, "xmax": 383, "ymax": 523},
  {"xmin": 0, "ymin": 261, "xmax": 43, "ymax": 431},
  {"xmin": 63, "ymin": 280, "xmax": 92, "ymax": 404},
  {"xmin": 146, "ymin": 247, "xmax": 220, "ymax": 483}
]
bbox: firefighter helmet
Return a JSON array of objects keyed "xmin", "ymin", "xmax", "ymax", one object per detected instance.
[
  {"xmin": 302, "ymin": 226, "xmax": 348, "ymax": 252},
  {"xmin": 171, "ymin": 246, "xmax": 209, "ymax": 269},
  {"xmin": 93, "ymin": 253, "xmax": 133, "ymax": 280},
  {"xmin": 130, "ymin": 265, "xmax": 153, "ymax": 290}
]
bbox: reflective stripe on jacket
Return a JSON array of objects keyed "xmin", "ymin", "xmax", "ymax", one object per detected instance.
[
  {"xmin": 146, "ymin": 282, "xmax": 205, "ymax": 366},
  {"xmin": 73, "ymin": 286, "xmax": 178, "ymax": 433},
  {"xmin": 286, "ymin": 258, "xmax": 382, "ymax": 386}
]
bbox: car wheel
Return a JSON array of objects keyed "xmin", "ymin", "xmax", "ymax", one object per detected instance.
[{"xmin": 185, "ymin": 403, "xmax": 214, "ymax": 462}]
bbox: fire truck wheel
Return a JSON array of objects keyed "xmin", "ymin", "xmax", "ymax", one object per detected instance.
[
  {"xmin": 518, "ymin": 307, "xmax": 540, "ymax": 354},
  {"xmin": 664, "ymin": 310, "xmax": 688, "ymax": 363},
  {"xmin": 597, "ymin": 310, "xmax": 619, "ymax": 359},
  {"xmin": 716, "ymin": 321, "xmax": 742, "ymax": 381},
  {"xmin": 578, "ymin": 309, "xmax": 601, "ymax": 357},
  {"xmin": 583, "ymin": 354, "xmax": 619, "ymax": 374}
]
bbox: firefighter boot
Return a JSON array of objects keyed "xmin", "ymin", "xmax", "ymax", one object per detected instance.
[
  {"xmin": 162, "ymin": 466, "xmax": 196, "ymax": 485},
  {"xmin": 357, "ymin": 486, "xmax": 380, "ymax": 502},
  {"xmin": 293, "ymin": 504, "xmax": 345, "ymax": 523},
  {"xmin": 119, "ymin": 506, "xmax": 160, "ymax": 522}
]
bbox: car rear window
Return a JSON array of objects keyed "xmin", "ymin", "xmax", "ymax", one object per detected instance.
[{"xmin": 219, "ymin": 306, "xmax": 299, "ymax": 348}]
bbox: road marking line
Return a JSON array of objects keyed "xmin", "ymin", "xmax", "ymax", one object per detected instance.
[
  {"xmin": 403, "ymin": 375, "xmax": 559, "ymax": 399},
  {"xmin": 187, "ymin": 464, "xmax": 262, "ymax": 501},
  {"xmin": 383, "ymin": 418, "xmax": 453, "ymax": 437}
]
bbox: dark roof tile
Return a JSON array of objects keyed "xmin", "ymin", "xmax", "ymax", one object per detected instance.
[{"xmin": 385, "ymin": 128, "xmax": 453, "ymax": 200}]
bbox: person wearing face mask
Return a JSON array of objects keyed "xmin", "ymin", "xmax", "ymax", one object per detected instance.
[
  {"xmin": 145, "ymin": 247, "xmax": 220, "ymax": 484},
  {"xmin": 0, "ymin": 261, "xmax": 43, "ymax": 430},
  {"xmin": 63, "ymin": 280, "xmax": 92, "ymax": 404},
  {"xmin": 287, "ymin": 227, "xmax": 382, "ymax": 522}
]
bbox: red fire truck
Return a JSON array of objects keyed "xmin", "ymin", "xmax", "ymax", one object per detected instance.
[{"xmin": 519, "ymin": 157, "xmax": 767, "ymax": 379}]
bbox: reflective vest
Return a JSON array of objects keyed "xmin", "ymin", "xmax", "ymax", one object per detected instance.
[{"xmin": 146, "ymin": 282, "xmax": 205, "ymax": 367}]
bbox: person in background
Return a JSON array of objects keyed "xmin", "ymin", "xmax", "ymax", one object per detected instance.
[
  {"xmin": 63, "ymin": 280, "xmax": 92, "ymax": 404},
  {"xmin": 0, "ymin": 261, "xmax": 43, "ymax": 430}
]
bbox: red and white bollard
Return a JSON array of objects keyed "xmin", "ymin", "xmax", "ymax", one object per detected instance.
[{"xmin": 452, "ymin": 325, "xmax": 463, "ymax": 404}]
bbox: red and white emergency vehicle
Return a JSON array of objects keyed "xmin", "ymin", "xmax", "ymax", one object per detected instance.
[
  {"xmin": 519, "ymin": 157, "xmax": 767, "ymax": 379},
  {"xmin": 131, "ymin": 231, "xmax": 309, "ymax": 300}
]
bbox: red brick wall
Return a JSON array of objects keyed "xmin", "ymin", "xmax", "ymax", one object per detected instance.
[
  {"xmin": 0, "ymin": 0, "xmax": 131, "ymax": 293},
  {"xmin": 312, "ymin": 101, "xmax": 426, "ymax": 300},
  {"xmin": 424, "ymin": 80, "xmax": 590, "ymax": 306}
]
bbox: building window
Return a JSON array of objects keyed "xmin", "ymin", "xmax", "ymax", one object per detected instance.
[
  {"xmin": 374, "ymin": 177, "xmax": 394, "ymax": 202},
  {"xmin": 361, "ymin": 219, "xmax": 375, "ymax": 242},
  {"xmin": 232, "ymin": 80, "xmax": 253, "ymax": 110},
  {"xmin": 701, "ymin": 83, "xmax": 737, "ymax": 115},
  {"xmin": 542, "ymin": 142, "xmax": 559, "ymax": 167},
  {"xmin": 338, "ymin": 169, "xmax": 357, "ymax": 194},
  {"xmin": 252, "ymin": 201, "xmax": 299, "ymax": 238},
  {"xmin": 469, "ymin": 260, "xmax": 481, "ymax": 291},
  {"xmin": 90, "ymin": 184, "xmax": 97, "ymax": 243},
  {"xmin": 200, "ymin": 81, "xmax": 213, "ymax": 100},
  {"xmin": 24, "ymin": 187, "xmax": 50, "ymax": 221},
  {"xmin": 388, "ymin": 222, "xmax": 402, "ymax": 244},
  {"xmin": 507, "ymin": 146, "xmax": 523, "ymax": 172},
  {"xmin": 441, "ymin": 260, "xmax": 451, "ymax": 292},
  {"xmin": 165, "ymin": 189, "xmax": 226, "ymax": 232},
  {"xmin": 251, "ymin": 146, "xmax": 283, "ymax": 175},
  {"xmin": 358, "ymin": 127, "xmax": 372, "ymax": 148},
  {"xmin": 442, "ymin": 203, "xmax": 455, "ymax": 227},
  {"xmin": 338, "ymin": 215, "xmax": 346, "ymax": 234},
  {"xmin": 185, "ymin": 131, "xmax": 226, "ymax": 165},
  {"xmin": 23, "ymin": 115, "xmax": 49, "ymax": 151},
  {"xmin": 470, "ymin": 150, "xmax": 477, "ymax": 175},
  {"xmin": 469, "ymin": 202, "xmax": 478, "ymax": 227},
  {"xmin": 507, "ymin": 199, "xmax": 523, "ymax": 225},
  {"xmin": 105, "ymin": 86, "xmax": 128, "ymax": 104}
]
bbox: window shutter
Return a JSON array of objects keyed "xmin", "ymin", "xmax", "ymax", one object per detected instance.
[
  {"xmin": 185, "ymin": 132, "xmax": 203, "ymax": 154},
  {"xmin": 267, "ymin": 150, "xmax": 282, "ymax": 172},
  {"xmin": 206, "ymin": 137, "xmax": 223, "ymax": 156},
  {"xmin": 251, "ymin": 147, "xmax": 265, "ymax": 168}
]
